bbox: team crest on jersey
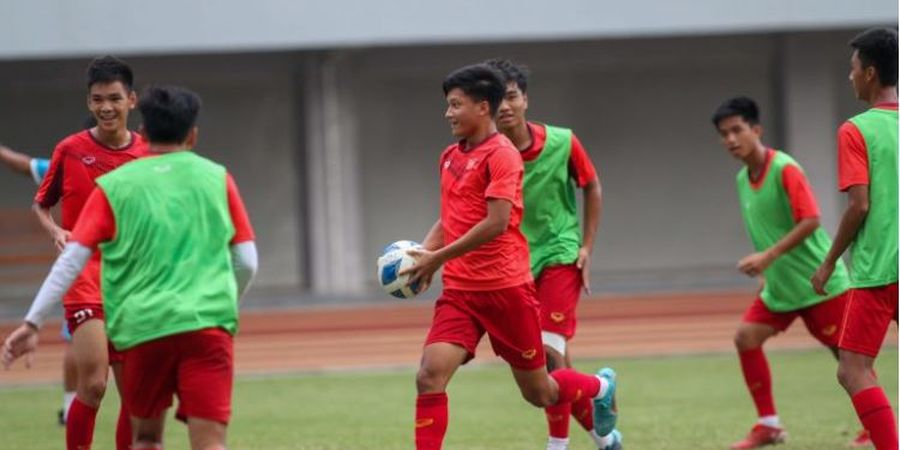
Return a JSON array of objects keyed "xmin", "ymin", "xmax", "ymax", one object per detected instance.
[{"xmin": 82, "ymin": 156, "xmax": 96, "ymax": 165}]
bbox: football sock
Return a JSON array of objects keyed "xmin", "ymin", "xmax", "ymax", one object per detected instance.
[
  {"xmin": 738, "ymin": 348, "xmax": 776, "ymax": 417},
  {"xmin": 67, "ymin": 397, "xmax": 98, "ymax": 450},
  {"xmin": 571, "ymin": 392, "xmax": 594, "ymax": 431},
  {"xmin": 852, "ymin": 386, "xmax": 898, "ymax": 450},
  {"xmin": 116, "ymin": 403, "xmax": 133, "ymax": 450},
  {"xmin": 550, "ymin": 369, "xmax": 603, "ymax": 404},
  {"xmin": 415, "ymin": 392, "xmax": 448, "ymax": 450},
  {"xmin": 545, "ymin": 402, "xmax": 571, "ymax": 438}
]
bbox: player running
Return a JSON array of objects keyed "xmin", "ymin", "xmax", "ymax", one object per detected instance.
[
  {"xmin": 712, "ymin": 96, "xmax": 861, "ymax": 449},
  {"xmin": 400, "ymin": 63, "xmax": 620, "ymax": 450},
  {"xmin": 485, "ymin": 59, "xmax": 612, "ymax": 450}
]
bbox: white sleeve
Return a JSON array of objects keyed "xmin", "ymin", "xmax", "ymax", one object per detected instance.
[
  {"xmin": 25, "ymin": 243, "xmax": 92, "ymax": 328},
  {"xmin": 231, "ymin": 241, "xmax": 258, "ymax": 300}
]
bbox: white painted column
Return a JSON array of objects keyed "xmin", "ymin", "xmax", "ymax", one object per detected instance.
[
  {"xmin": 782, "ymin": 34, "xmax": 842, "ymax": 234},
  {"xmin": 303, "ymin": 52, "xmax": 367, "ymax": 294}
]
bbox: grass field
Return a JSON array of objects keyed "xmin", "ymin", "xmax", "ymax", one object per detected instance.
[{"xmin": 0, "ymin": 348, "xmax": 895, "ymax": 449}]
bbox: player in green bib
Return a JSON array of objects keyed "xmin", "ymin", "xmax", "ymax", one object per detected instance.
[
  {"xmin": 486, "ymin": 59, "xmax": 617, "ymax": 450},
  {"xmin": 2, "ymin": 86, "xmax": 259, "ymax": 450},
  {"xmin": 812, "ymin": 28, "xmax": 899, "ymax": 450},
  {"xmin": 712, "ymin": 97, "xmax": 858, "ymax": 449}
]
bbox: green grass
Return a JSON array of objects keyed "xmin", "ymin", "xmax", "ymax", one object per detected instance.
[{"xmin": 0, "ymin": 348, "xmax": 895, "ymax": 449}]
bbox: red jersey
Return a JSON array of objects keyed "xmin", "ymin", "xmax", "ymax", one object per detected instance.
[
  {"xmin": 519, "ymin": 122, "xmax": 598, "ymax": 187},
  {"xmin": 34, "ymin": 130, "xmax": 149, "ymax": 305},
  {"xmin": 837, "ymin": 103, "xmax": 899, "ymax": 191},
  {"xmin": 439, "ymin": 133, "xmax": 532, "ymax": 291},
  {"xmin": 72, "ymin": 173, "xmax": 255, "ymax": 248}
]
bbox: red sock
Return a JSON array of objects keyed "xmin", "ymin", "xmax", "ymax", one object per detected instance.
[
  {"xmin": 545, "ymin": 402, "xmax": 571, "ymax": 439},
  {"xmin": 738, "ymin": 348, "xmax": 776, "ymax": 417},
  {"xmin": 852, "ymin": 387, "xmax": 898, "ymax": 450},
  {"xmin": 550, "ymin": 368, "xmax": 601, "ymax": 404},
  {"xmin": 116, "ymin": 403, "xmax": 132, "ymax": 450},
  {"xmin": 571, "ymin": 393, "xmax": 594, "ymax": 431},
  {"xmin": 415, "ymin": 393, "xmax": 448, "ymax": 450},
  {"xmin": 67, "ymin": 397, "xmax": 98, "ymax": 450}
]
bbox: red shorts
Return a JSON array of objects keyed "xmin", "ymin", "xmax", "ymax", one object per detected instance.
[
  {"xmin": 425, "ymin": 283, "xmax": 546, "ymax": 370},
  {"xmin": 122, "ymin": 328, "xmax": 234, "ymax": 424},
  {"xmin": 742, "ymin": 292, "xmax": 849, "ymax": 347},
  {"xmin": 839, "ymin": 283, "xmax": 899, "ymax": 358},
  {"xmin": 535, "ymin": 264, "xmax": 582, "ymax": 339},
  {"xmin": 63, "ymin": 257, "xmax": 101, "ymax": 305},
  {"xmin": 64, "ymin": 304, "xmax": 124, "ymax": 363}
]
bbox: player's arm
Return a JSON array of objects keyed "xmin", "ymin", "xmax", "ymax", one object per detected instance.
[
  {"xmin": 812, "ymin": 185, "xmax": 868, "ymax": 294},
  {"xmin": 0, "ymin": 144, "xmax": 33, "ymax": 177},
  {"xmin": 739, "ymin": 165, "xmax": 821, "ymax": 277},
  {"xmin": 421, "ymin": 219, "xmax": 444, "ymax": 251},
  {"xmin": 739, "ymin": 218, "xmax": 820, "ymax": 277},
  {"xmin": 571, "ymin": 134, "xmax": 602, "ymax": 294},
  {"xmin": 812, "ymin": 122, "xmax": 869, "ymax": 294},
  {"xmin": 33, "ymin": 205, "xmax": 69, "ymax": 252},
  {"xmin": 403, "ymin": 199, "xmax": 511, "ymax": 290},
  {"xmin": 226, "ymin": 174, "xmax": 258, "ymax": 299},
  {"xmin": 32, "ymin": 145, "xmax": 69, "ymax": 251}
]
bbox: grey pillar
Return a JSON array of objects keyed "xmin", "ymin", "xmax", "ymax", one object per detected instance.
[
  {"xmin": 783, "ymin": 34, "xmax": 842, "ymax": 233},
  {"xmin": 304, "ymin": 53, "xmax": 367, "ymax": 294}
]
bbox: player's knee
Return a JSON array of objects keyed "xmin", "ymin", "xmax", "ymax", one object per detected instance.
[
  {"xmin": 733, "ymin": 328, "xmax": 761, "ymax": 351},
  {"xmin": 520, "ymin": 386, "xmax": 554, "ymax": 408},
  {"xmin": 416, "ymin": 365, "xmax": 448, "ymax": 394},
  {"xmin": 78, "ymin": 377, "xmax": 108, "ymax": 404}
]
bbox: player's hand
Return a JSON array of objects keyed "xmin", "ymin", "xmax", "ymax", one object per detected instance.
[
  {"xmin": 737, "ymin": 251, "xmax": 775, "ymax": 277},
  {"xmin": 400, "ymin": 248, "xmax": 444, "ymax": 294},
  {"xmin": 576, "ymin": 247, "xmax": 592, "ymax": 295},
  {"xmin": 50, "ymin": 227, "xmax": 71, "ymax": 253},
  {"xmin": 811, "ymin": 261, "xmax": 835, "ymax": 296},
  {"xmin": 1, "ymin": 323, "xmax": 39, "ymax": 370}
]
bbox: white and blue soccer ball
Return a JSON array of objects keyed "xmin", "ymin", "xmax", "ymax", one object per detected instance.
[{"xmin": 377, "ymin": 240, "xmax": 423, "ymax": 299}]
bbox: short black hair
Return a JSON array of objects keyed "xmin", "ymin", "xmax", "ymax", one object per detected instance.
[
  {"xmin": 442, "ymin": 64, "xmax": 505, "ymax": 116},
  {"xmin": 711, "ymin": 96, "xmax": 760, "ymax": 128},
  {"xmin": 86, "ymin": 55, "xmax": 134, "ymax": 90},
  {"xmin": 138, "ymin": 85, "xmax": 202, "ymax": 144},
  {"xmin": 850, "ymin": 27, "xmax": 898, "ymax": 87},
  {"xmin": 484, "ymin": 58, "xmax": 530, "ymax": 93}
]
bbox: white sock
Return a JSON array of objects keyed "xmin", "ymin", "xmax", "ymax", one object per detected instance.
[
  {"xmin": 589, "ymin": 429, "xmax": 614, "ymax": 448},
  {"xmin": 594, "ymin": 376, "xmax": 609, "ymax": 398},
  {"xmin": 546, "ymin": 436, "xmax": 569, "ymax": 450},
  {"xmin": 62, "ymin": 392, "xmax": 75, "ymax": 420},
  {"xmin": 758, "ymin": 415, "xmax": 780, "ymax": 428}
]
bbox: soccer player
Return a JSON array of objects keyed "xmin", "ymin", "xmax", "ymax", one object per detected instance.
[
  {"xmin": 3, "ymin": 84, "xmax": 258, "ymax": 450},
  {"xmin": 400, "ymin": 63, "xmax": 620, "ymax": 450},
  {"xmin": 812, "ymin": 27, "xmax": 898, "ymax": 450},
  {"xmin": 21, "ymin": 56, "xmax": 147, "ymax": 450},
  {"xmin": 712, "ymin": 96, "xmax": 860, "ymax": 449},
  {"xmin": 485, "ymin": 59, "xmax": 610, "ymax": 450}
]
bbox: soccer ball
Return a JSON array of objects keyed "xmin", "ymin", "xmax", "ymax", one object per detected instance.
[{"xmin": 377, "ymin": 240, "xmax": 423, "ymax": 299}]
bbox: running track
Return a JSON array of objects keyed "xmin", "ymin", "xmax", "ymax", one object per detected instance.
[{"xmin": 0, "ymin": 290, "xmax": 896, "ymax": 385}]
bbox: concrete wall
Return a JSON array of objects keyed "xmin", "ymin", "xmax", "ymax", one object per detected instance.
[{"xmin": 0, "ymin": 28, "xmax": 885, "ymax": 301}]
